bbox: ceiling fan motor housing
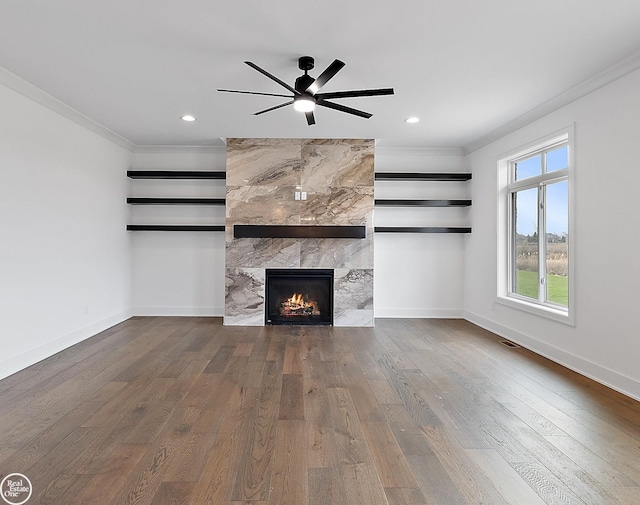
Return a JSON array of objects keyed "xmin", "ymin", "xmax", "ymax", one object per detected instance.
[{"xmin": 298, "ymin": 56, "xmax": 314, "ymax": 71}]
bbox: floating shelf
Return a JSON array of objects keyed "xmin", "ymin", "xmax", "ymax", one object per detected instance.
[
  {"xmin": 127, "ymin": 171, "xmax": 225, "ymax": 179},
  {"xmin": 127, "ymin": 171, "xmax": 226, "ymax": 230},
  {"xmin": 127, "ymin": 225, "xmax": 225, "ymax": 232},
  {"xmin": 127, "ymin": 197, "xmax": 225, "ymax": 205},
  {"xmin": 375, "ymin": 199, "xmax": 471, "ymax": 207},
  {"xmin": 375, "ymin": 172, "xmax": 472, "ymax": 181},
  {"xmin": 375, "ymin": 227, "xmax": 471, "ymax": 234},
  {"xmin": 374, "ymin": 172, "xmax": 472, "ymax": 233}
]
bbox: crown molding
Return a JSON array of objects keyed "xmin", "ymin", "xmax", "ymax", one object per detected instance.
[
  {"xmin": 134, "ymin": 144, "xmax": 227, "ymax": 154},
  {"xmin": 0, "ymin": 65, "xmax": 135, "ymax": 152},
  {"xmin": 375, "ymin": 146, "xmax": 464, "ymax": 157},
  {"xmin": 463, "ymin": 49, "xmax": 640, "ymax": 154}
]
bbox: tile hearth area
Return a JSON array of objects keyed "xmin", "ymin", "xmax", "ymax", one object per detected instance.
[{"xmin": 224, "ymin": 138, "xmax": 374, "ymax": 326}]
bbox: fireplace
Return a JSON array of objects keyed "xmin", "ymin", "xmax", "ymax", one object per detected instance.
[{"xmin": 265, "ymin": 269, "xmax": 334, "ymax": 325}]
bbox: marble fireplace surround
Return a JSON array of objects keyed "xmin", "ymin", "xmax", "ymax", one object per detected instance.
[{"xmin": 224, "ymin": 138, "xmax": 374, "ymax": 326}]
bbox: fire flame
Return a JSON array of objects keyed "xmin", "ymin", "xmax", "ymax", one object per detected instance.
[
  {"xmin": 279, "ymin": 293, "xmax": 320, "ymax": 316},
  {"xmin": 288, "ymin": 293, "xmax": 304, "ymax": 306}
]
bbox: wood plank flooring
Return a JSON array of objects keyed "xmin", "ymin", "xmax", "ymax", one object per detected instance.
[{"xmin": 1, "ymin": 317, "xmax": 640, "ymax": 504}]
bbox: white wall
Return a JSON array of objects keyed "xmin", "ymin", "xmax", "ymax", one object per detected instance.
[
  {"xmin": 0, "ymin": 82, "xmax": 133, "ymax": 379},
  {"xmin": 374, "ymin": 147, "xmax": 469, "ymax": 317},
  {"xmin": 130, "ymin": 147, "xmax": 226, "ymax": 315},
  {"xmin": 464, "ymin": 68, "xmax": 640, "ymax": 400}
]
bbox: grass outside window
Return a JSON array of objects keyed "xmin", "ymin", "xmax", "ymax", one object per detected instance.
[{"xmin": 515, "ymin": 270, "xmax": 568, "ymax": 306}]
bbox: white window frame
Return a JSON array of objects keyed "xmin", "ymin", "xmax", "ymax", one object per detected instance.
[{"xmin": 496, "ymin": 126, "xmax": 575, "ymax": 325}]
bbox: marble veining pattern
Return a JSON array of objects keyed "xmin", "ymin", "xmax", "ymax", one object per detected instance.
[
  {"xmin": 225, "ymin": 138, "xmax": 374, "ymax": 326},
  {"xmin": 334, "ymin": 309, "xmax": 375, "ymax": 327},
  {"xmin": 226, "ymin": 238, "xmax": 301, "ymax": 269},
  {"xmin": 301, "ymin": 187, "xmax": 373, "ymax": 226},
  {"xmin": 334, "ymin": 269, "xmax": 374, "ymax": 310},
  {"xmin": 226, "ymin": 138, "xmax": 301, "ymax": 187},
  {"xmin": 225, "ymin": 268, "xmax": 265, "ymax": 326},
  {"xmin": 226, "ymin": 185, "xmax": 301, "ymax": 224},
  {"xmin": 299, "ymin": 235, "xmax": 374, "ymax": 269},
  {"xmin": 301, "ymin": 142, "xmax": 374, "ymax": 189}
]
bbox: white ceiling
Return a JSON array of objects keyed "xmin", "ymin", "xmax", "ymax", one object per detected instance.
[{"xmin": 2, "ymin": 0, "xmax": 640, "ymax": 150}]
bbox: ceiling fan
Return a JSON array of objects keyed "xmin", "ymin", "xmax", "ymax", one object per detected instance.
[{"xmin": 218, "ymin": 56, "xmax": 394, "ymax": 125}]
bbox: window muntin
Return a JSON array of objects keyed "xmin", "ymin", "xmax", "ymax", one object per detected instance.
[
  {"xmin": 513, "ymin": 143, "xmax": 568, "ymax": 181},
  {"xmin": 507, "ymin": 138, "xmax": 569, "ymax": 311}
]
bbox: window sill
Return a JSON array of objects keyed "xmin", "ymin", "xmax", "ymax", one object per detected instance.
[{"xmin": 495, "ymin": 295, "xmax": 574, "ymax": 326}]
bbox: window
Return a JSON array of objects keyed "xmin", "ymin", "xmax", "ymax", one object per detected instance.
[{"xmin": 498, "ymin": 128, "xmax": 573, "ymax": 324}]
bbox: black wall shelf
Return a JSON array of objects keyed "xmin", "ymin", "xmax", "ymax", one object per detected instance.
[
  {"xmin": 127, "ymin": 171, "xmax": 225, "ymax": 179},
  {"xmin": 375, "ymin": 227, "xmax": 471, "ymax": 234},
  {"xmin": 127, "ymin": 225, "xmax": 225, "ymax": 232},
  {"xmin": 374, "ymin": 171, "xmax": 472, "ymax": 233},
  {"xmin": 127, "ymin": 197, "xmax": 225, "ymax": 205},
  {"xmin": 127, "ymin": 170, "xmax": 225, "ymax": 230},
  {"xmin": 375, "ymin": 172, "xmax": 472, "ymax": 181},
  {"xmin": 375, "ymin": 199, "xmax": 471, "ymax": 207}
]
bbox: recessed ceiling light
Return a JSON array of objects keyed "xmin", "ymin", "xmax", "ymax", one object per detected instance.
[
  {"xmin": 405, "ymin": 117, "xmax": 420, "ymax": 124},
  {"xmin": 181, "ymin": 115, "xmax": 197, "ymax": 122}
]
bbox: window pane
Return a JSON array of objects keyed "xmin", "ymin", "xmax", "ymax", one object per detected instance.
[
  {"xmin": 514, "ymin": 154, "xmax": 542, "ymax": 181},
  {"xmin": 545, "ymin": 180, "xmax": 568, "ymax": 306},
  {"xmin": 546, "ymin": 145, "xmax": 568, "ymax": 173},
  {"xmin": 513, "ymin": 187, "xmax": 539, "ymax": 300}
]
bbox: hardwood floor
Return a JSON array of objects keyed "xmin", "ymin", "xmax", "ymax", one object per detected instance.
[{"xmin": 1, "ymin": 317, "xmax": 640, "ymax": 504}]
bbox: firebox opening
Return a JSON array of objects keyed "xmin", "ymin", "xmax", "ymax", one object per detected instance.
[{"xmin": 265, "ymin": 269, "xmax": 334, "ymax": 325}]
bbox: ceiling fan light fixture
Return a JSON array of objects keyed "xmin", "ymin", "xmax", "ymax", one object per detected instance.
[
  {"xmin": 293, "ymin": 96, "xmax": 316, "ymax": 112},
  {"xmin": 181, "ymin": 114, "xmax": 197, "ymax": 122}
]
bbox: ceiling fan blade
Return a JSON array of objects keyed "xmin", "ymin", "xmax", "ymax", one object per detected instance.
[
  {"xmin": 316, "ymin": 99, "xmax": 372, "ymax": 119},
  {"xmin": 316, "ymin": 88, "xmax": 395, "ymax": 100},
  {"xmin": 217, "ymin": 89, "xmax": 292, "ymax": 98},
  {"xmin": 305, "ymin": 111, "xmax": 316, "ymax": 126},
  {"xmin": 307, "ymin": 59, "xmax": 345, "ymax": 94},
  {"xmin": 253, "ymin": 101, "xmax": 294, "ymax": 116},
  {"xmin": 245, "ymin": 61, "xmax": 298, "ymax": 95}
]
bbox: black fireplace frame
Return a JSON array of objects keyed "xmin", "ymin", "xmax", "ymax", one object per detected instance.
[{"xmin": 265, "ymin": 268, "xmax": 334, "ymax": 326}]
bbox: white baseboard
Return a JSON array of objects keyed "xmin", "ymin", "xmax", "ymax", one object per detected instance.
[
  {"xmin": 0, "ymin": 309, "xmax": 133, "ymax": 381},
  {"xmin": 464, "ymin": 310, "xmax": 640, "ymax": 402},
  {"xmin": 375, "ymin": 308, "xmax": 464, "ymax": 318},
  {"xmin": 131, "ymin": 306, "xmax": 224, "ymax": 317}
]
